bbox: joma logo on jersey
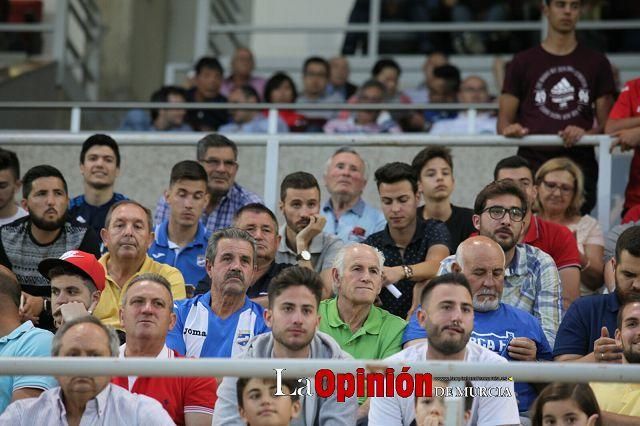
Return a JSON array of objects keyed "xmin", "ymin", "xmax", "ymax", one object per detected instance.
[{"xmin": 184, "ymin": 328, "xmax": 207, "ymax": 337}]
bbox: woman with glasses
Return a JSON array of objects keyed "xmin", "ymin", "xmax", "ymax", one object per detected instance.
[{"xmin": 534, "ymin": 157, "xmax": 605, "ymax": 295}]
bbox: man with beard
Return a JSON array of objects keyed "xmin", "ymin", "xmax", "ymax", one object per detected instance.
[
  {"xmin": 0, "ymin": 315, "xmax": 174, "ymax": 425},
  {"xmin": 369, "ymin": 273, "xmax": 519, "ymax": 426},
  {"xmin": 321, "ymin": 147, "xmax": 385, "ymax": 242},
  {"xmin": 0, "ymin": 148, "xmax": 27, "ymax": 226},
  {"xmin": 93, "ymin": 200, "xmax": 185, "ymax": 330},
  {"xmin": 212, "ymin": 266, "xmax": 357, "ymax": 426},
  {"xmin": 438, "ymin": 180, "xmax": 562, "ymax": 346},
  {"xmin": 0, "ymin": 165, "xmax": 100, "ymax": 331},
  {"xmin": 154, "ymin": 134, "xmax": 261, "ymax": 233},
  {"xmin": 69, "ymin": 134, "xmax": 128, "ymax": 236},
  {"xmin": 167, "ymin": 227, "xmax": 268, "ymax": 358},
  {"xmin": 403, "ymin": 236, "xmax": 553, "ymax": 415},
  {"xmin": 113, "ymin": 273, "xmax": 217, "ymax": 425},
  {"xmin": 277, "ymin": 172, "xmax": 343, "ymax": 299},
  {"xmin": 591, "ymin": 298, "xmax": 640, "ymax": 422},
  {"xmin": 554, "ymin": 226, "xmax": 640, "ymax": 363}
]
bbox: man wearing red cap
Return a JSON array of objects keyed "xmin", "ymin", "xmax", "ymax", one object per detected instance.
[{"xmin": 38, "ymin": 250, "xmax": 105, "ymax": 329}]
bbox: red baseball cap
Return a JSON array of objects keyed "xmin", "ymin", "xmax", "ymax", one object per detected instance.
[{"xmin": 38, "ymin": 250, "xmax": 106, "ymax": 292}]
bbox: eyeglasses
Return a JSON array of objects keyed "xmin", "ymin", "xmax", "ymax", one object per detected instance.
[
  {"xmin": 481, "ymin": 206, "xmax": 526, "ymax": 222},
  {"xmin": 200, "ymin": 158, "xmax": 237, "ymax": 168},
  {"xmin": 541, "ymin": 180, "xmax": 574, "ymax": 195}
]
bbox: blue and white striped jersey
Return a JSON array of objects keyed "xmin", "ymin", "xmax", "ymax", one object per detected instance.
[{"xmin": 166, "ymin": 292, "xmax": 269, "ymax": 358}]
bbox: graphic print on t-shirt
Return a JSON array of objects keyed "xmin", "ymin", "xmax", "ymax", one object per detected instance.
[{"xmin": 534, "ymin": 66, "xmax": 590, "ymax": 121}]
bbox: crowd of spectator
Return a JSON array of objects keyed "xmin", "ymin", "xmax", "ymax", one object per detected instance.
[{"xmin": 2, "ymin": 0, "xmax": 640, "ymax": 425}]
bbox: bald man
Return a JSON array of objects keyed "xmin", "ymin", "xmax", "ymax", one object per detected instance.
[{"xmin": 403, "ymin": 236, "xmax": 553, "ymax": 415}]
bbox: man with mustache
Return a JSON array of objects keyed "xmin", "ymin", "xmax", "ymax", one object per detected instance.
[
  {"xmin": 113, "ymin": 273, "xmax": 217, "ymax": 425},
  {"xmin": 403, "ymin": 236, "xmax": 553, "ymax": 415},
  {"xmin": 0, "ymin": 315, "xmax": 174, "ymax": 425},
  {"xmin": 167, "ymin": 227, "xmax": 269, "ymax": 358},
  {"xmin": 438, "ymin": 180, "xmax": 562, "ymax": 347},
  {"xmin": 277, "ymin": 172, "xmax": 344, "ymax": 299},
  {"xmin": 93, "ymin": 200, "xmax": 186, "ymax": 331},
  {"xmin": 590, "ymin": 297, "xmax": 640, "ymax": 423},
  {"xmin": 213, "ymin": 266, "xmax": 357, "ymax": 426},
  {"xmin": 369, "ymin": 273, "xmax": 519, "ymax": 426},
  {"xmin": 154, "ymin": 133, "xmax": 262, "ymax": 233},
  {"xmin": 69, "ymin": 134, "xmax": 128, "ymax": 237},
  {"xmin": 554, "ymin": 225, "xmax": 640, "ymax": 364},
  {"xmin": 0, "ymin": 165, "xmax": 101, "ymax": 331},
  {"xmin": 149, "ymin": 161, "xmax": 211, "ymax": 292}
]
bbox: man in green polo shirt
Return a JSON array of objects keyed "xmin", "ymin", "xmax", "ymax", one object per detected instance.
[{"xmin": 319, "ymin": 243, "xmax": 406, "ymax": 421}]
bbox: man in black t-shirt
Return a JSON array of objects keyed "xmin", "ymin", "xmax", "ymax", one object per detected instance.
[
  {"xmin": 411, "ymin": 146, "xmax": 475, "ymax": 253},
  {"xmin": 497, "ymin": 0, "xmax": 615, "ymax": 214},
  {"xmin": 185, "ymin": 57, "xmax": 230, "ymax": 131},
  {"xmin": 0, "ymin": 165, "xmax": 101, "ymax": 331},
  {"xmin": 364, "ymin": 162, "xmax": 450, "ymax": 319}
]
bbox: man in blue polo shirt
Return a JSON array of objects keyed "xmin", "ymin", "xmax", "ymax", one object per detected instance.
[
  {"xmin": 0, "ymin": 265, "xmax": 56, "ymax": 413},
  {"xmin": 149, "ymin": 161, "xmax": 211, "ymax": 290},
  {"xmin": 554, "ymin": 225, "xmax": 640, "ymax": 363},
  {"xmin": 166, "ymin": 228, "xmax": 268, "ymax": 358},
  {"xmin": 403, "ymin": 236, "xmax": 552, "ymax": 415}
]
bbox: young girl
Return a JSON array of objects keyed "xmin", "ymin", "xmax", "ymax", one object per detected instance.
[{"xmin": 531, "ymin": 383, "xmax": 601, "ymax": 426}]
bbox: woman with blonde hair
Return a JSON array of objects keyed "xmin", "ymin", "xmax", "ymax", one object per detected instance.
[{"xmin": 535, "ymin": 157, "xmax": 605, "ymax": 294}]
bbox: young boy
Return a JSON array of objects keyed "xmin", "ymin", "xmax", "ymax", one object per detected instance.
[{"xmin": 237, "ymin": 377, "xmax": 301, "ymax": 426}]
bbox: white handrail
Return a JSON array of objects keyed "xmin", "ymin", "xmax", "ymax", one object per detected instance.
[{"xmin": 0, "ymin": 357, "xmax": 638, "ymax": 382}]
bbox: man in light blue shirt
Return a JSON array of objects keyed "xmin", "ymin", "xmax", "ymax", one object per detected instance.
[
  {"xmin": 167, "ymin": 228, "xmax": 269, "ymax": 358},
  {"xmin": 149, "ymin": 160, "xmax": 211, "ymax": 288},
  {"xmin": 0, "ymin": 265, "xmax": 56, "ymax": 413},
  {"xmin": 322, "ymin": 147, "xmax": 386, "ymax": 243},
  {"xmin": 219, "ymin": 85, "xmax": 289, "ymax": 134}
]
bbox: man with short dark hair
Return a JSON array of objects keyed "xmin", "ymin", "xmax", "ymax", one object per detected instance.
[
  {"xmin": 167, "ymin": 227, "xmax": 268, "ymax": 358},
  {"xmin": 321, "ymin": 147, "xmax": 385, "ymax": 243},
  {"xmin": 424, "ymin": 64, "xmax": 461, "ymax": 127},
  {"xmin": 93, "ymin": 200, "xmax": 186, "ymax": 329},
  {"xmin": 494, "ymin": 155, "xmax": 581, "ymax": 308},
  {"xmin": 0, "ymin": 315, "xmax": 174, "ymax": 424},
  {"xmin": 113, "ymin": 273, "xmax": 217, "ymax": 425},
  {"xmin": 411, "ymin": 146, "xmax": 475, "ymax": 252},
  {"xmin": 590, "ymin": 297, "xmax": 640, "ymax": 423},
  {"xmin": 149, "ymin": 160, "xmax": 211, "ymax": 288},
  {"xmin": 213, "ymin": 266, "xmax": 358, "ymax": 426},
  {"xmin": 498, "ymin": 0, "xmax": 616, "ymax": 214},
  {"xmin": 186, "ymin": 56, "xmax": 229, "ymax": 131},
  {"xmin": 368, "ymin": 273, "xmax": 519, "ymax": 426},
  {"xmin": 38, "ymin": 250, "xmax": 105, "ymax": 329},
  {"xmin": 364, "ymin": 162, "xmax": 450, "ymax": 319},
  {"xmin": 554, "ymin": 225, "xmax": 640, "ymax": 363},
  {"xmin": 69, "ymin": 134, "xmax": 128, "ymax": 236},
  {"xmin": 0, "ymin": 165, "xmax": 101, "ymax": 330},
  {"xmin": 154, "ymin": 133, "xmax": 262, "ymax": 233},
  {"xmin": 219, "ymin": 85, "xmax": 288, "ymax": 133},
  {"xmin": 0, "ymin": 265, "xmax": 56, "ymax": 413},
  {"xmin": 277, "ymin": 171, "xmax": 344, "ymax": 298},
  {"xmin": 439, "ymin": 180, "xmax": 563, "ymax": 346},
  {"xmin": 119, "ymin": 86, "xmax": 191, "ymax": 131},
  {"xmin": 0, "ymin": 148, "xmax": 27, "ymax": 226},
  {"xmin": 296, "ymin": 56, "xmax": 342, "ymax": 130}
]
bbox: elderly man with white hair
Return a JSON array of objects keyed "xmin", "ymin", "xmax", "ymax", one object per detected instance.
[
  {"xmin": 318, "ymin": 243, "xmax": 407, "ymax": 421},
  {"xmin": 402, "ymin": 235, "xmax": 553, "ymax": 415}
]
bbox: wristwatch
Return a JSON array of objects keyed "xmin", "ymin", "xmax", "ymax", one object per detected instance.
[
  {"xmin": 402, "ymin": 265, "xmax": 414, "ymax": 280},
  {"xmin": 296, "ymin": 250, "xmax": 311, "ymax": 262}
]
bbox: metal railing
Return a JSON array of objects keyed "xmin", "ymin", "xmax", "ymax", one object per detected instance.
[
  {"xmin": 0, "ymin": 0, "xmax": 103, "ymax": 100},
  {"xmin": 0, "ymin": 106, "xmax": 615, "ymax": 234}
]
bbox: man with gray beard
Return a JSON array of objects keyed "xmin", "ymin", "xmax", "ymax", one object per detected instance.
[{"xmin": 402, "ymin": 236, "xmax": 553, "ymax": 415}]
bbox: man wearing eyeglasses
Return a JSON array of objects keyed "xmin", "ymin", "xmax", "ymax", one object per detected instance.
[
  {"xmin": 437, "ymin": 180, "xmax": 563, "ymax": 347},
  {"xmin": 154, "ymin": 134, "xmax": 262, "ymax": 233}
]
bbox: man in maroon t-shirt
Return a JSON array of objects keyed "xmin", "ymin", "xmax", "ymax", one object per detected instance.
[
  {"xmin": 494, "ymin": 155, "xmax": 582, "ymax": 309},
  {"xmin": 498, "ymin": 0, "xmax": 615, "ymax": 215}
]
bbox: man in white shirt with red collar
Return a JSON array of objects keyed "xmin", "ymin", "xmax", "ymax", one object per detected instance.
[
  {"xmin": 112, "ymin": 272, "xmax": 217, "ymax": 426},
  {"xmin": 369, "ymin": 272, "xmax": 519, "ymax": 426}
]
